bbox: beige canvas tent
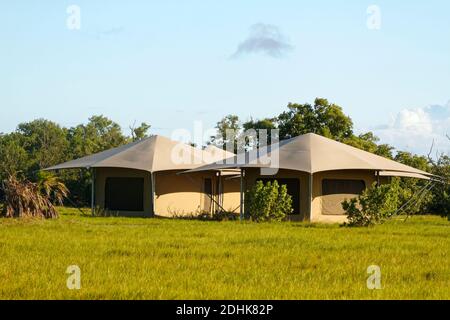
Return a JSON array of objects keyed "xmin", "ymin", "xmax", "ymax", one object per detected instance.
[
  {"xmin": 46, "ymin": 135, "xmax": 240, "ymax": 217},
  {"xmin": 186, "ymin": 133, "xmax": 434, "ymax": 223}
]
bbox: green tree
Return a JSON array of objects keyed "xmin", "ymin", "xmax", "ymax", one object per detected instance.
[
  {"xmin": 343, "ymin": 132, "xmax": 394, "ymax": 159},
  {"xmin": 243, "ymin": 118, "xmax": 277, "ymax": 132},
  {"xmin": 67, "ymin": 115, "xmax": 128, "ymax": 158},
  {"xmin": 130, "ymin": 122, "xmax": 151, "ymax": 141},
  {"xmin": 0, "ymin": 133, "xmax": 29, "ymax": 181},
  {"xmin": 16, "ymin": 119, "xmax": 70, "ymax": 172},
  {"xmin": 242, "ymin": 117, "xmax": 277, "ymax": 148},
  {"xmin": 375, "ymin": 144, "xmax": 396, "ymax": 159},
  {"xmin": 211, "ymin": 115, "xmax": 241, "ymax": 152},
  {"xmin": 395, "ymin": 151, "xmax": 430, "ymax": 171},
  {"xmin": 277, "ymin": 98, "xmax": 353, "ymax": 140},
  {"xmin": 428, "ymin": 155, "xmax": 450, "ymax": 217},
  {"xmin": 392, "ymin": 151, "xmax": 432, "ymax": 214}
]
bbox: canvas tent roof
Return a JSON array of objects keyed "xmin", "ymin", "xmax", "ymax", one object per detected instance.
[
  {"xmin": 45, "ymin": 135, "xmax": 233, "ymax": 173},
  {"xmin": 186, "ymin": 133, "xmax": 433, "ymax": 179},
  {"xmin": 204, "ymin": 144, "xmax": 235, "ymax": 161}
]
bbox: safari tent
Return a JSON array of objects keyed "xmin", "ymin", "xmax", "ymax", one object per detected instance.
[
  {"xmin": 186, "ymin": 133, "xmax": 434, "ymax": 223},
  {"xmin": 46, "ymin": 135, "xmax": 240, "ymax": 217}
]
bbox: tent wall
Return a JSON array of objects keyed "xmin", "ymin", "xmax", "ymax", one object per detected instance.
[
  {"xmin": 311, "ymin": 170, "xmax": 379, "ymax": 223},
  {"xmin": 154, "ymin": 171, "xmax": 241, "ymax": 217},
  {"xmin": 153, "ymin": 171, "xmax": 212, "ymax": 217},
  {"xmin": 95, "ymin": 168, "xmax": 153, "ymax": 217},
  {"xmin": 94, "ymin": 166, "xmax": 388, "ymax": 222},
  {"xmin": 245, "ymin": 168, "xmax": 386, "ymax": 223},
  {"xmin": 221, "ymin": 177, "xmax": 241, "ymax": 213},
  {"xmin": 95, "ymin": 168, "xmax": 241, "ymax": 217}
]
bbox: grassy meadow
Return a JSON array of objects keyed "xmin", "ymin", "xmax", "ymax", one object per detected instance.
[{"xmin": 0, "ymin": 207, "xmax": 448, "ymax": 300}]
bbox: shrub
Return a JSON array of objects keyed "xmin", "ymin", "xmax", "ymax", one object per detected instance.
[
  {"xmin": 36, "ymin": 171, "xmax": 69, "ymax": 206},
  {"xmin": 212, "ymin": 211, "xmax": 240, "ymax": 221},
  {"xmin": 245, "ymin": 180, "xmax": 293, "ymax": 222},
  {"xmin": 396, "ymin": 178, "xmax": 432, "ymax": 215},
  {"xmin": 1, "ymin": 173, "xmax": 68, "ymax": 218},
  {"xmin": 428, "ymin": 155, "xmax": 450, "ymax": 218},
  {"xmin": 342, "ymin": 178, "xmax": 401, "ymax": 227}
]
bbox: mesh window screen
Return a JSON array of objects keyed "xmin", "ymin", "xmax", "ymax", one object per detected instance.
[
  {"xmin": 105, "ymin": 177, "xmax": 144, "ymax": 211},
  {"xmin": 322, "ymin": 179, "xmax": 366, "ymax": 195}
]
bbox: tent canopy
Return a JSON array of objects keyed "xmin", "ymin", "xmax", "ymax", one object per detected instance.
[
  {"xmin": 186, "ymin": 133, "xmax": 433, "ymax": 179},
  {"xmin": 378, "ymin": 171, "xmax": 431, "ymax": 180},
  {"xmin": 45, "ymin": 135, "xmax": 233, "ymax": 173}
]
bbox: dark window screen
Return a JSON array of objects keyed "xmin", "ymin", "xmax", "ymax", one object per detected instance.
[
  {"xmin": 322, "ymin": 179, "xmax": 366, "ymax": 195},
  {"xmin": 105, "ymin": 177, "xmax": 144, "ymax": 211},
  {"xmin": 257, "ymin": 178, "xmax": 300, "ymax": 215}
]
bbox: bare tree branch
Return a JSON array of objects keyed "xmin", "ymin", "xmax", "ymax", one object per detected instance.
[
  {"xmin": 129, "ymin": 120, "xmax": 137, "ymax": 141},
  {"xmin": 427, "ymin": 139, "xmax": 436, "ymax": 165}
]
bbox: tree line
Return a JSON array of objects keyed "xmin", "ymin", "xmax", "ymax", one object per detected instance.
[
  {"xmin": 1, "ymin": 98, "xmax": 449, "ymax": 215},
  {"xmin": 0, "ymin": 115, "xmax": 151, "ymax": 205}
]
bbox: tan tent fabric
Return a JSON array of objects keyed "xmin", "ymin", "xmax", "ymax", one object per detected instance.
[
  {"xmin": 203, "ymin": 145, "xmax": 235, "ymax": 163},
  {"xmin": 186, "ymin": 133, "xmax": 432, "ymax": 178},
  {"xmin": 379, "ymin": 171, "xmax": 431, "ymax": 180},
  {"xmin": 46, "ymin": 135, "xmax": 231, "ymax": 173}
]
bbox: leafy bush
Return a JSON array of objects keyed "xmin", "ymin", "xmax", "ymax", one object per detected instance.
[
  {"xmin": 395, "ymin": 179, "xmax": 432, "ymax": 215},
  {"xmin": 428, "ymin": 155, "xmax": 450, "ymax": 219},
  {"xmin": 393, "ymin": 151, "xmax": 433, "ymax": 214},
  {"xmin": 245, "ymin": 180, "xmax": 293, "ymax": 222},
  {"xmin": 342, "ymin": 178, "xmax": 401, "ymax": 227}
]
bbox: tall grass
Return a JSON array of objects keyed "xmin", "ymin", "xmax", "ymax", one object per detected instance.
[{"xmin": 0, "ymin": 208, "xmax": 448, "ymax": 300}]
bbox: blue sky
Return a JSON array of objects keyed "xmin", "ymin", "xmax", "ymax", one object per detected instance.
[{"xmin": 1, "ymin": 0, "xmax": 449, "ymax": 155}]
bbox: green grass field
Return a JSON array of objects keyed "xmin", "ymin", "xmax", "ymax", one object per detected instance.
[{"xmin": 0, "ymin": 208, "xmax": 448, "ymax": 300}]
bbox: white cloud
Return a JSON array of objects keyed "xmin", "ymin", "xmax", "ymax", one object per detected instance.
[
  {"xmin": 393, "ymin": 108, "xmax": 433, "ymax": 133},
  {"xmin": 231, "ymin": 23, "xmax": 293, "ymax": 59},
  {"xmin": 371, "ymin": 101, "xmax": 450, "ymax": 156}
]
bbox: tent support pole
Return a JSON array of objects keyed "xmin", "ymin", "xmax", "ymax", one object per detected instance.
[
  {"xmin": 151, "ymin": 172, "xmax": 156, "ymax": 216},
  {"xmin": 308, "ymin": 173, "xmax": 313, "ymax": 221},
  {"xmin": 90, "ymin": 167, "xmax": 95, "ymax": 216},
  {"xmin": 239, "ymin": 169, "xmax": 244, "ymax": 221},
  {"xmin": 218, "ymin": 171, "xmax": 223, "ymax": 210},
  {"xmin": 376, "ymin": 171, "xmax": 380, "ymax": 187}
]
